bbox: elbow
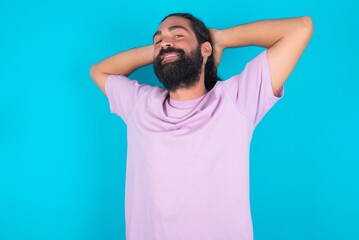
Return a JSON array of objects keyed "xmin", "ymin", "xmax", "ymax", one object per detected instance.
[
  {"xmin": 290, "ymin": 16, "xmax": 314, "ymax": 42},
  {"xmin": 89, "ymin": 64, "xmax": 98, "ymax": 79},
  {"xmin": 300, "ymin": 16, "xmax": 314, "ymax": 36}
]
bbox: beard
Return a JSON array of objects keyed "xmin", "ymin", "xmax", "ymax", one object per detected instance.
[{"xmin": 153, "ymin": 46, "xmax": 203, "ymax": 92}]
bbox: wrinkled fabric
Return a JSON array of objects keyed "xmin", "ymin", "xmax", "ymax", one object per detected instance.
[{"xmin": 105, "ymin": 50, "xmax": 284, "ymax": 240}]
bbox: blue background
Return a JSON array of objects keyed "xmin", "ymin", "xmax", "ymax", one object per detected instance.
[{"xmin": 1, "ymin": 0, "xmax": 358, "ymax": 239}]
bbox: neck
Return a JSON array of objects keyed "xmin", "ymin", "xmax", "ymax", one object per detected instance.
[{"xmin": 169, "ymin": 74, "xmax": 207, "ymax": 100}]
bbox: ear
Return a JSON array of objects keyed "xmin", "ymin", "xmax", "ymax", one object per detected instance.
[{"xmin": 201, "ymin": 41, "xmax": 213, "ymax": 58}]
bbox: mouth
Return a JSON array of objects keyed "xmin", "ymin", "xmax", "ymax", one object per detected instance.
[{"xmin": 161, "ymin": 52, "xmax": 179, "ymax": 63}]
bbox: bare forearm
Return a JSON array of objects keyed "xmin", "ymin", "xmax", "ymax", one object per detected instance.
[
  {"xmin": 210, "ymin": 16, "xmax": 313, "ymax": 93},
  {"xmin": 91, "ymin": 45, "xmax": 154, "ymax": 76},
  {"xmin": 215, "ymin": 16, "xmax": 312, "ymax": 50},
  {"xmin": 89, "ymin": 45, "xmax": 154, "ymax": 95}
]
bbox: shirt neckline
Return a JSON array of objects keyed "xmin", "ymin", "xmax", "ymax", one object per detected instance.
[{"xmin": 168, "ymin": 93, "xmax": 207, "ymax": 109}]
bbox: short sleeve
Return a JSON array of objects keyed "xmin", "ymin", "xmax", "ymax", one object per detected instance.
[
  {"xmin": 223, "ymin": 50, "xmax": 284, "ymax": 127},
  {"xmin": 105, "ymin": 74, "xmax": 152, "ymax": 122}
]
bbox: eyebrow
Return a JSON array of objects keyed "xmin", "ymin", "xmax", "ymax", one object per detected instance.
[{"xmin": 153, "ymin": 25, "xmax": 190, "ymax": 40}]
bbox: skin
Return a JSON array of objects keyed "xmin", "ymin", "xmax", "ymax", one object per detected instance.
[{"xmin": 90, "ymin": 15, "xmax": 314, "ymax": 100}]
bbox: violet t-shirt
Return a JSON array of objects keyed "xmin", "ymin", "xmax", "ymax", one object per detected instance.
[{"xmin": 105, "ymin": 50, "xmax": 284, "ymax": 240}]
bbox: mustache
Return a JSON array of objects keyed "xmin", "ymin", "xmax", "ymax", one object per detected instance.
[{"xmin": 157, "ymin": 47, "xmax": 185, "ymax": 60}]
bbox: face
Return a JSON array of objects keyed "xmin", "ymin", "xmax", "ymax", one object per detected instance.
[
  {"xmin": 152, "ymin": 17, "xmax": 205, "ymax": 91},
  {"xmin": 153, "ymin": 16, "xmax": 199, "ymax": 60}
]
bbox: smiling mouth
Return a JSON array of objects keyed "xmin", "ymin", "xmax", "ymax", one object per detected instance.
[{"xmin": 161, "ymin": 53, "xmax": 179, "ymax": 63}]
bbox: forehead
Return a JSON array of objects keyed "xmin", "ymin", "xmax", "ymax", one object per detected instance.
[{"xmin": 157, "ymin": 16, "xmax": 193, "ymax": 33}]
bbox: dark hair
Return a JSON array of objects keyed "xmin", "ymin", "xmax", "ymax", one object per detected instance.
[{"xmin": 161, "ymin": 13, "xmax": 220, "ymax": 91}]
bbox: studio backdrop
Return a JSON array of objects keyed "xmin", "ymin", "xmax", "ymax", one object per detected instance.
[{"xmin": 1, "ymin": 0, "xmax": 358, "ymax": 239}]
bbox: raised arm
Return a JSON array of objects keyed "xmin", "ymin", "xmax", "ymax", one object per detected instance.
[
  {"xmin": 211, "ymin": 16, "xmax": 314, "ymax": 94},
  {"xmin": 90, "ymin": 45, "xmax": 154, "ymax": 95}
]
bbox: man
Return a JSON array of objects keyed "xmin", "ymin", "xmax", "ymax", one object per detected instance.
[{"xmin": 90, "ymin": 13, "xmax": 313, "ymax": 240}]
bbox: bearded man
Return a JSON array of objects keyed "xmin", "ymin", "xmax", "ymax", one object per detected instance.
[{"xmin": 90, "ymin": 13, "xmax": 313, "ymax": 240}]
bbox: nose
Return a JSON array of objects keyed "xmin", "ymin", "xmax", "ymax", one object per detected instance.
[{"xmin": 160, "ymin": 39, "xmax": 173, "ymax": 49}]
